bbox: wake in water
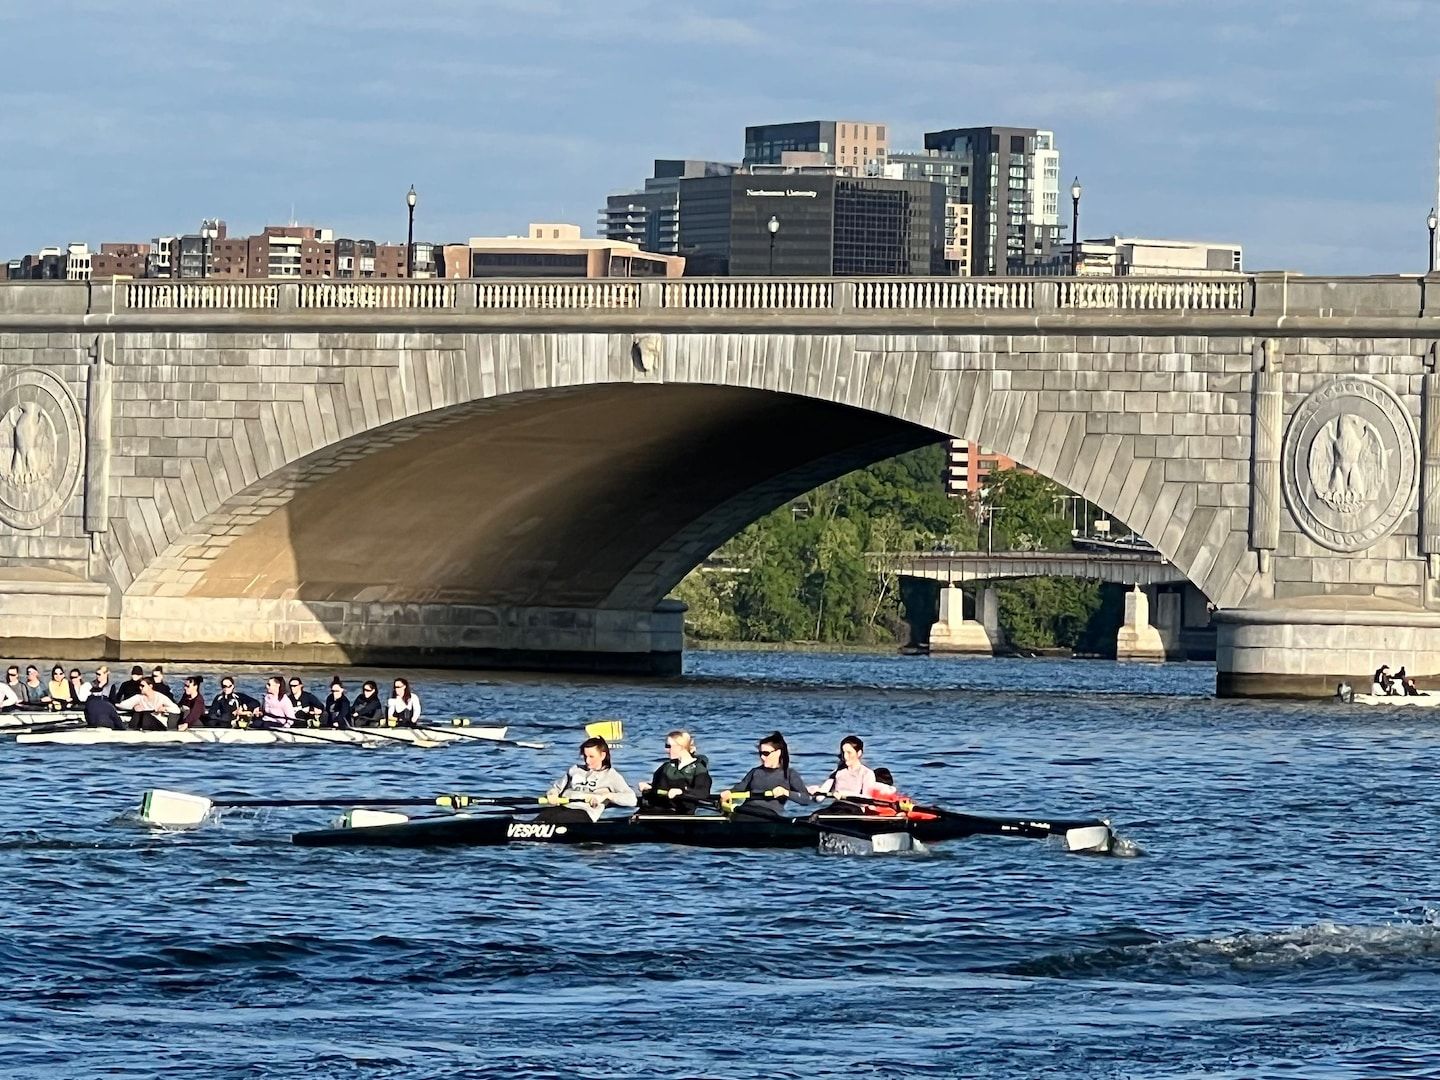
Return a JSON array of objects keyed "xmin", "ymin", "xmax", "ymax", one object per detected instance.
[{"xmin": 1006, "ymin": 908, "xmax": 1440, "ymax": 984}]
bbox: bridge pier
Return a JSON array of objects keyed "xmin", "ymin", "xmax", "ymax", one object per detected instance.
[
  {"xmin": 1215, "ymin": 605, "xmax": 1440, "ymax": 698},
  {"xmin": 1115, "ymin": 585, "xmax": 1180, "ymax": 662},
  {"xmin": 927, "ymin": 585, "xmax": 1000, "ymax": 655}
]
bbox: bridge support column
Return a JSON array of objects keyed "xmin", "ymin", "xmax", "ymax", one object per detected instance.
[
  {"xmin": 927, "ymin": 586, "xmax": 995, "ymax": 655},
  {"xmin": 1215, "ymin": 605, "xmax": 1440, "ymax": 698},
  {"xmin": 979, "ymin": 587, "xmax": 1005, "ymax": 652},
  {"xmin": 1116, "ymin": 585, "xmax": 1170, "ymax": 662}
]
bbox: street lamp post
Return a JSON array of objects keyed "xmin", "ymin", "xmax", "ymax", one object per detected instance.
[
  {"xmin": 406, "ymin": 185, "xmax": 417, "ymax": 278},
  {"xmin": 1429, "ymin": 208, "xmax": 1437, "ymax": 274},
  {"xmin": 199, "ymin": 218, "xmax": 218, "ymax": 279},
  {"xmin": 767, "ymin": 214, "xmax": 780, "ymax": 276},
  {"xmin": 1069, "ymin": 177, "xmax": 1082, "ymax": 275}
]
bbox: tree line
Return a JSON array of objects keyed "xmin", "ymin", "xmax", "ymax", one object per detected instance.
[{"xmin": 670, "ymin": 443, "xmax": 1121, "ymax": 653}]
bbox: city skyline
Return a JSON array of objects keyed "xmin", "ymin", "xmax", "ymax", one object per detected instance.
[{"xmin": 1, "ymin": 0, "xmax": 1437, "ymax": 274}]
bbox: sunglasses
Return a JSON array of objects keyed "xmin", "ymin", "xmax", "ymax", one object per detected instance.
[{"xmin": 758, "ymin": 747, "xmax": 778, "ymax": 757}]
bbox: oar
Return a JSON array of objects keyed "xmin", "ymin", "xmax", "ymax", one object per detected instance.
[
  {"xmin": 423, "ymin": 719, "xmax": 547, "ymax": 750},
  {"xmin": 681, "ymin": 793, "xmax": 883, "ymax": 844},
  {"xmin": 138, "ymin": 788, "xmax": 539, "ymax": 827}
]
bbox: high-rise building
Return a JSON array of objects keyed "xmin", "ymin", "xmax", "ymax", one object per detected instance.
[
  {"xmin": 923, "ymin": 126, "xmax": 1060, "ymax": 276},
  {"xmin": 676, "ymin": 171, "xmax": 945, "ymax": 276},
  {"xmin": 744, "ymin": 120, "xmax": 888, "ymax": 171},
  {"xmin": 599, "ymin": 159, "xmax": 737, "ymax": 254}
]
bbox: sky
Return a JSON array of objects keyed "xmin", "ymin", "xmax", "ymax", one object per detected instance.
[{"xmin": 1, "ymin": 0, "xmax": 1437, "ymax": 274}]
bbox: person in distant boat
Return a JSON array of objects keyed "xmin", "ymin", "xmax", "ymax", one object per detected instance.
[
  {"xmin": 320, "ymin": 678, "xmax": 352, "ymax": 728},
  {"xmin": 720, "ymin": 732, "xmax": 812, "ymax": 817},
  {"xmin": 1372, "ymin": 665, "xmax": 1391, "ymax": 695},
  {"xmin": 809, "ymin": 735, "xmax": 876, "ymax": 803},
  {"xmin": 637, "ymin": 729, "xmax": 711, "ymax": 813},
  {"xmin": 149, "ymin": 666, "xmax": 175, "ymax": 701},
  {"xmin": 539, "ymin": 735, "xmax": 637, "ymax": 823},
  {"xmin": 1403, "ymin": 672, "xmax": 1423, "ymax": 696},
  {"xmin": 175, "ymin": 676, "xmax": 207, "ymax": 730},
  {"xmin": 90, "ymin": 665, "xmax": 115, "ymax": 702},
  {"xmin": 82, "ymin": 691, "xmax": 125, "ymax": 731},
  {"xmin": 117, "ymin": 677, "xmax": 181, "ymax": 731},
  {"xmin": 387, "ymin": 678, "xmax": 422, "ymax": 726},
  {"xmin": 23, "ymin": 666, "xmax": 49, "ymax": 706},
  {"xmin": 4, "ymin": 666, "xmax": 23, "ymax": 706},
  {"xmin": 254, "ymin": 675, "xmax": 298, "ymax": 728},
  {"xmin": 350, "ymin": 680, "xmax": 384, "ymax": 726},
  {"xmin": 116, "ymin": 666, "xmax": 146, "ymax": 702},
  {"xmin": 1392, "ymin": 667, "xmax": 1410, "ymax": 697},
  {"xmin": 0, "ymin": 679, "xmax": 19, "ymax": 711},
  {"xmin": 47, "ymin": 665, "xmax": 71, "ymax": 707},
  {"xmin": 286, "ymin": 677, "xmax": 324, "ymax": 724},
  {"xmin": 209, "ymin": 676, "xmax": 259, "ymax": 726},
  {"xmin": 67, "ymin": 669, "xmax": 90, "ymax": 704}
]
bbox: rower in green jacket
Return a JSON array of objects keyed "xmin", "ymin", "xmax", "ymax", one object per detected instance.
[{"xmin": 636, "ymin": 729, "xmax": 711, "ymax": 813}]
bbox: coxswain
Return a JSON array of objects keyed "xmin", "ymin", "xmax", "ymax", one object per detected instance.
[
  {"xmin": 350, "ymin": 680, "xmax": 384, "ymax": 726},
  {"xmin": 286, "ymin": 677, "xmax": 324, "ymax": 724},
  {"xmin": 82, "ymin": 691, "xmax": 125, "ymax": 731},
  {"xmin": 636, "ymin": 729, "xmax": 711, "ymax": 813},
  {"xmin": 175, "ymin": 676, "xmax": 207, "ymax": 730},
  {"xmin": 539, "ymin": 736, "xmax": 637, "ymax": 823},
  {"xmin": 209, "ymin": 676, "xmax": 258, "ymax": 726},
  {"xmin": 809, "ymin": 734, "xmax": 876, "ymax": 804},
  {"xmin": 720, "ymin": 731, "xmax": 812, "ymax": 816},
  {"xmin": 387, "ymin": 678, "xmax": 422, "ymax": 726},
  {"xmin": 320, "ymin": 678, "xmax": 353, "ymax": 728},
  {"xmin": 117, "ymin": 678, "xmax": 181, "ymax": 730},
  {"xmin": 254, "ymin": 675, "xmax": 298, "ymax": 728}
]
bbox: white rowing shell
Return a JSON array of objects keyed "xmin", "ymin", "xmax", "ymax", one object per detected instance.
[
  {"xmin": 14, "ymin": 725, "xmax": 508, "ymax": 746},
  {"xmin": 1351, "ymin": 693, "xmax": 1440, "ymax": 708},
  {"xmin": 0, "ymin": 710, "xmax": 84, "ymax": 729}
]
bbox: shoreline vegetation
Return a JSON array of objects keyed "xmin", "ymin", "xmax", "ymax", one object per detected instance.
[{"xmin": 669, "ymin": 444, "xmax": 1126, "ymax": 656}]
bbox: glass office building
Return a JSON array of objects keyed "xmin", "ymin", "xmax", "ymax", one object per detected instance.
[{"xmin": 676, "ymin": 173, "xmax": 945, "ymax": 276}]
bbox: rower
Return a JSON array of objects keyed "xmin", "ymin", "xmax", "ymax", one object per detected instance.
[
  {"xmin": 150, "ymin": 665, "xmax": 176, "ymax": 702},
  {"xmin": 809, "ymin": 735, "xmax": 876, "ymax": 804},
  {"xmin": 539, "ymin": 736, "xmax": 637, "ymax": 822},
  {"xmin": 67, "ymin": 669, "xmax": 91, "ymax": 704},
  {"xmin": 254, "ymin": 675, "xmax": 298, "ymax": 728},
  {"xmin": 0, "ymin": 679, "xmax": 19, "ymax": 711},
  {"xmin": 387, "ymin": 678, "xmax": 422, "ymax": 726},
  {"xmin": 636, "ymin": 729, "xmax": 711, "ymax": 813},
  {"xmin": 116, "ymin": 677, "xmax": 181, "ymax": 730},
  {"xmin": 176, "ymin": 676, "xmax": 207, "ymax": 730},
  {"xmin": 321, "ymin": 678, "xmax": 353, "ymax": 728},
  {"xmin": 209, "ymin": 676, "xmax": 258, "ymax": 727},
  {"xmin": 116, "ymin": 665, "xmax": 145, "ymax": 702},
  {"xmin": 286, "ymin": 677, "xmax": 325, "ymax": 725},
  {"xmin": 351, "ymin": 680, "xmax": 384, "ymax": 725},
  {"xmin": 90, "ymin": 665, "xmax": 115, "ymax": 702},
  {"xmin": 3, "ymin": 666, "xmax": 22, "ymax": 708},
  {"xmin": 22, "ymin": 666, "xmax": 49, "ymax": 707},
  {"xmin": 719, "ymin": 731, "xmax": 812, "ymax": 817},
  {"xmin": 47, "ymin": 665, "xmax": 71, "ymax": 708}
]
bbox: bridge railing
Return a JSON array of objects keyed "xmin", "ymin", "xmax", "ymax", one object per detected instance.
[{"xmin": 298, "ymin": 281, "xmax": 455, "ymax": 309}]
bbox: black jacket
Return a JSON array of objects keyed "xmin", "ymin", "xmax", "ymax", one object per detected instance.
[
  {"xmin": 641, "ymin": 754, "xmax": 712, "ymax": 811},
  {"xmin": 320, "ymin": 693, "xmax": 353, "ymax": 728},
  {"xmin": 351, "ymin": 692, "xmax": 383, "ymax": 725}
]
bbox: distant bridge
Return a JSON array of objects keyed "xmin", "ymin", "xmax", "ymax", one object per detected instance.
[{"xmin": 877, "ymin": 550, "xmax": 1187, "ymax": 587}]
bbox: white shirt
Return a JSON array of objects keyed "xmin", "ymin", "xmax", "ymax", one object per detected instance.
[
  {"xmin": 0, "ymin": 684, "xmax": 19, "ymax": 709},
  {"xmin": 70, "ymin": 681, "xmax": 91, "ymax": 703},
  {"xmin": 386, "ymin": 694, "xmax": 422, "ymax": 723},
  {"xmin": 117, "ymin": 692, "xmax": 179, "ymax": 715}
]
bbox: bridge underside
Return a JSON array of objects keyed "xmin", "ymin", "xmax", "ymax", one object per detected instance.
[{"xmin": 98, "ymin": 385, "xmax": 934, "ymax": 673}]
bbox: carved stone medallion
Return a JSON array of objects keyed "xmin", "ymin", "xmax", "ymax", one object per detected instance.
[
  {"xmin": 1281, "ymin": 377, "xmax": 1417, "ymax": 553},
  {"xmin": 0, "ymin": 370, "xmax": 83, "ymax": 530}
]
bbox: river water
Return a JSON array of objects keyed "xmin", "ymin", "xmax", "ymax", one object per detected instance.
[{"xmin": 3, "ymin": 652, "xmax": 1438, "ymax": 1079}]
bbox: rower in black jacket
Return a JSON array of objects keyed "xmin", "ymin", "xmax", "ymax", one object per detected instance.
[
  {"xmin": 209, "ymin": 677, "xmax": 259, "ymax": 726},
  {"xmin": 350, "ymin": 681, "xmax": 384, "ymax": 726},
  {"xmin": 720, "ymin": 731, "xmax": 812, "ymax": 816},
  {"xmin": 636, "ymin": 729, "xmax": 711, "ymax": 813},
  {"xmin": 320, "ymin": 679, "xmax": 353, "ymax": 728}
]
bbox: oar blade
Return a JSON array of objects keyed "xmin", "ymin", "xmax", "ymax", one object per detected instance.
[
  {"xmin": 341, "ymin": 808, "xmax": 411, "ymax": 829},
  {"xmin": 1064, "ymin": 824, "xmax": 1114, "ymax": 854},
  {"xmin": 140, "ymin": 788, "xmax": 214, "ymax": 827},
  {"xmin": 585, "ymin": 719, "xmax": 623, "ymax": 743}
]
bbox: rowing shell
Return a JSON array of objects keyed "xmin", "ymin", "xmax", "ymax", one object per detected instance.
[
  {"xmin": 292, "ymin": 809, "xmax": 1117, "ymax": 853},
  {"xmin": 14, "ymin": 724, "xmax": 508, "ymax": 746},
  {"xmin": 0, "ymin": 709, "xmax": 84, "ymax": 729},
  {"xmin": 1350, "ymin": 693, "xmax": 1440, "ymax": 708}
]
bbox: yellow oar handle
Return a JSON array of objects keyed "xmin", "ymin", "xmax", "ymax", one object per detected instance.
[{"xmin": 537, "ymin": 794, "xmax": 570, "ymax": 806}]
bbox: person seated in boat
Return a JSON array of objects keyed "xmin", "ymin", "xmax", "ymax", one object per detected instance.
[
  {"xmin": 1403, "ymin": 672, "xmax": 1424, "ymax": 696},
  {"xmin": 539, "ymin": 736, "xmax": 637, "ymax": 823},
  {"xmin": 150, "ymin": 666, "xmax": 176, "ymax": 702},
  {"xmin": 0, "ymin": 679, "xmax": 20, "ymax": 711},
  {"xmin": 1372, "ymin": 665, "xmax": 1392, "ymax": 695},
  {"xmin": 47, "ymin": 665, "xmax": 71, "ymax": 708},
  {"xmin": 636, "ymin": 729, "xmax": 711, "ymax": 813},
  {"xmin": 320, "ymin": 678, "xmax": 353, "ymax": 728},
  {"xmin": 67, "ymin": 669, "xmax": 90, "ymax": 704},
  {"xmin": 82, "ymin": 690, "xmax": 125, "ymax": 730},
  {"xmin": 208, "ymin": 677, "xmax": 259, "ymax": 727},
  {"xmin": 175, "ymin": 676, "xmax": 207, "ymax": 731},
  {"xmin": 23, "ymin": 666, "xmax": 50, "ymax": 707},
  {"xmin": 387, "ymin": 678, "xmax": 422, "ymax": 726},
  {"xmin": 4, "ymin": 666, "xmax": 24, "ymax": 708},
  {"xmin": 90, "ymin": 665, "xmax": 115, "ymax": 703},
  {"xmin": 117, "ymin": 677, "xmax": 181, "ymax": 731},
  {"xmin": 720, "ymin": 732, "xmax": 812, "ymax": 817},
  {"xmin": 1393, "ymin": 667, "xmax": 1412, "ymax": 696},
  {"xmin": 253, "ymin": 675, "xmax": 298, "ymax": 729},
  {"xmin": 809, "ymin": 735, "xmax": 876, "ymax": 806},
  {"xmin": 286, "ymin": 677, "xmax": 325, "ymax": 725},
  {"xmin": 350, "ymin": 680, "xmax": 384, "ymax": 726}
]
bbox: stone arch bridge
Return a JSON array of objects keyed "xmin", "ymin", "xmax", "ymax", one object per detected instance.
[{"xmin": 1, "ymin": 273, "xmax": 1439, "ymax": 696}]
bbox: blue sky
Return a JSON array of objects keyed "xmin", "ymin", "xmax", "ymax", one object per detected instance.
[{"xmin": 1, "ymin": 0, "xmax": 1437, "ymax": 273}]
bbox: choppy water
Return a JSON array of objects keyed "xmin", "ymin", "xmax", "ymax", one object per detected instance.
[{"xmin": 4, "ymin": 653, "xmax": 1440, "ymax": 1079}]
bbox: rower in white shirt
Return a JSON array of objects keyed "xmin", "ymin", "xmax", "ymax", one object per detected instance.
[
  {"xmin": 386, "ymin": 677, "xmax": 422, "ymax": 725},
  {"xmin": 115, "ymin": 678, "xmax": 181, "ymax": 731}
]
